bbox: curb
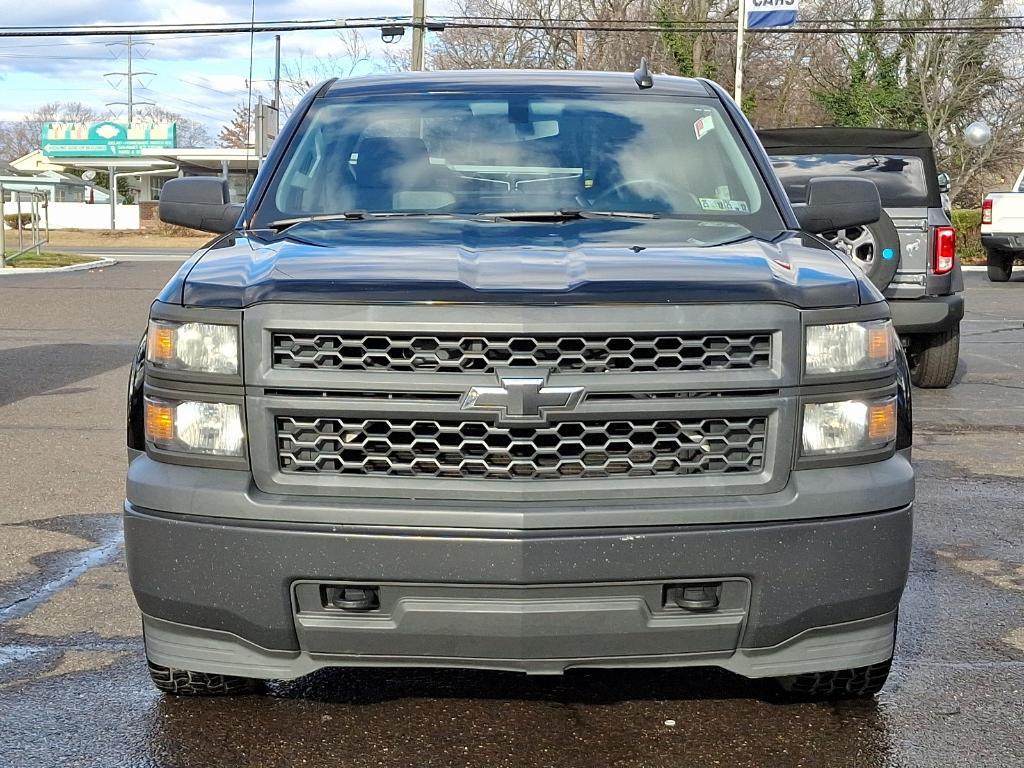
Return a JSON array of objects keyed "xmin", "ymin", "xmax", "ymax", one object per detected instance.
[{"xmin": 0, "ymin": 257, "xmax": 118, "ymax": 276}]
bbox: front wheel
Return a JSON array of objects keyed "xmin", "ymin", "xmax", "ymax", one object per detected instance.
[
  {"xmin": 910, "ymin": 325, "xmax": 960, "ymax": 389},
  {"xmin": 775, "ymin": 658, "xmax": 893, "ymax": 699},
  {"xmin": 147, "ymin": 659, "xmax": 262, "ymax": 696},
  {"xmin": 986, "ymin": 248, "xmax": 1014, "ymax": 282},
  {"xmin": 775, "ymin": 616, "xmax": 896, "ymax": 699}
]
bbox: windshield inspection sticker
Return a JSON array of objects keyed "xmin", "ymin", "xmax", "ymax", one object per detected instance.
[
  {"xmin": 699, "ymin": 198, "xmax": 749, "ymax": 212},
  {"xmin": 693, "ymin": 114, "xmax": 715, "ymax": 140}
]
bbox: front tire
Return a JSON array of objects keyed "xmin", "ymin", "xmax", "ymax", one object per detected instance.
[
  {"xmin": 910, "ymin": 325, "xmax": 960, "ymax": 389},
  {"xmin": 775, "ymin": 658, "xmax": 893, "ymax": 699},
  {"xmin": 986, "ymin": 248, "xmax": 1013, "ymax": 282},
  {"xmin": 147, "ymin": 659, "xmax": 262, "ymax": 696},
  {"xmin": 775, "ymin": 615, "xmax": 896, "ymax": 699}
]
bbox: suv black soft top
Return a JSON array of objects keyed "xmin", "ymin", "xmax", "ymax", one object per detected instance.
[
  {"xmin": 758, "ymin": 127, "xmax": 934, "ymax": 151},
  {"xmin": 758, "ymin": 127, "xmax": 942, "ymax": 209}
]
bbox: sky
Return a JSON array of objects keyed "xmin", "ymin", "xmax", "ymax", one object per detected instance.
[{"xmin": 0, "ymin": 2, "xmax": 454, "ymax": 139}]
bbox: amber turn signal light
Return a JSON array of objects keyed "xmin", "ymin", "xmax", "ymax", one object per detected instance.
[
  {"xmin": 868, "ymin": 399, "xmax": 897, "ymax": 443},
  {"xmin": 147, "ymin": 323, "xmax": 175, "ymax": 362},
  {"xmin": 145, "ymin": 401, "xmax": 175, "ymax": 443},
  {"xmin": 867, "ymin": 324, "xmax": 894, "ymax": 365}
]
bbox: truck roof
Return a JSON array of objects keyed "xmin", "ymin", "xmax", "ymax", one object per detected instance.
[{"xmin": 323, "ymin": 69, "xmax": 716, "ymax": 98}]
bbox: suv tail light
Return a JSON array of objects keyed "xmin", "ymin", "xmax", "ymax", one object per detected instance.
[
  {"xmin": 933, "ymin": 226, "xmax": 956, "ymax": 275},
  {"xmin": 981, "ymin": 197, "xmax": 993, "ymax": 225}
]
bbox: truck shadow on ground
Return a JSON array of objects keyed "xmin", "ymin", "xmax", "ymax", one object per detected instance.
[
  {"xmin": 0, "ymin": 342, "xmax": 136, "ymax": 407},
  {"xmin": 145, "ymin": 665, "xmax": 895, "ymax": 768},
  {"xmin": 267, "ymin": 664, "xmax": 831, "ymax": 707}
]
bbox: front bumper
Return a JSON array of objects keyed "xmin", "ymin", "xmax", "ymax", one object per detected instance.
[
  {"xmin": 124, "ymin": 454, "xmax": 913, "ymax": 678},
  {"xmin": 889, "ymin": 293, "xmax": 964, "ymax": 335}
]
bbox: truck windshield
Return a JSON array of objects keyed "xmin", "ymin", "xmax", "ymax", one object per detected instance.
[{"xmin": 256, "ymin": 93, "xmax": 784, "ymax": 235}]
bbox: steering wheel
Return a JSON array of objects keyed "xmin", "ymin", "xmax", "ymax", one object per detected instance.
[{"xmin": 591, "ymin": 178, "xmax": 680, "ymax": 208}]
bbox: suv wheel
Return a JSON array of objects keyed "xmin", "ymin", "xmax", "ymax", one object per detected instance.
[
  {"xmin": 986, "ymin": 248, "xmax": 1014, "ymax": 282},
  {"xmin": 910, "ymin": 324, "xmax": 960, "ymax": 388},
  {"xmin": 147, "ymin": 659, "xmax": 262, "ymax": 696},
  {"xmin": 823, "ymin": 211, "xmax": 901, "ymax": 290}
]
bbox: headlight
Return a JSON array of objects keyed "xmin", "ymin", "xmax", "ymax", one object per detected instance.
[
  {"xmin": 802, "ymin": 396, "xmax": 897, "ymax": 455},
  {"xmin": 805, "ymin": 320, "xmax": 894, "ymax": 375},
  {"xmin": 147, "ymin": 320, "xmax": 239, "ymax": 375},
  {"xmin": 145, "ymin": 397, "xmax": 245, "ymax": 456}
]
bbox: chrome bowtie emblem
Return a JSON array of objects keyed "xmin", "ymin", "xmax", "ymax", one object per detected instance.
[{"xmin": 461, "ymin": 373, "xmax": 584, "ymax": 426}]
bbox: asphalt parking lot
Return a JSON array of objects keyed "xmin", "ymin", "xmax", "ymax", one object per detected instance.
[{"xmin": 0, "ymin": 260, "xmax": 1021, "ymax": 768}]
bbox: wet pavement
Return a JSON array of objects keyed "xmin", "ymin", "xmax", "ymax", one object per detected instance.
[{"xmin": 0, "ymin": 263, "xmax": 1021, "ymax": 767}]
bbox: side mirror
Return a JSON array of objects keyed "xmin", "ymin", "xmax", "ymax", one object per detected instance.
[
  {"xmin": 937, "ymin": 172, "xmax": 951, "ymax": 193},
  {"xmin": 158, "ymin": 177, "xmax": 243, "ymax": 234},
  {"xmin": 793, "ymin": 177, "xmax": 881, "ymax": 235}
]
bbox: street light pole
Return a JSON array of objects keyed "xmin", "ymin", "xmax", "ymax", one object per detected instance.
[{"xmin": 411, "ymin": 0, "xmax": 425, "ymax": 71}]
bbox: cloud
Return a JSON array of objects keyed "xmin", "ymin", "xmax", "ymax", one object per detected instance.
[
  {"xmin": 0, "ymin": 3, "xmax": 455, "ymax": 136},
  {"xmin": 4, "ymin": 2, "xmax": 421, "ymax": 27}
]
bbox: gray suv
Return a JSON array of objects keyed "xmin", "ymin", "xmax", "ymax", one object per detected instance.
[
  {"xmin": 760, "ymin": 128, "xmax": 964, "ymax": 388},
  {"xmin": 125, "ymin": 70, "xmax": 914, "ymax": 700}
]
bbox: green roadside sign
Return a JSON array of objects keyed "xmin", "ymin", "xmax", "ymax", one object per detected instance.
[{"xmin": 41, "ymin": 122, "xmax": 177, "ymax": 158}]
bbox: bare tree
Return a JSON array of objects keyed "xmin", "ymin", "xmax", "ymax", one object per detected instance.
[
  {"xmin": 799, "ymin": 0, "xmax": 1024, "ymax": 202},
  {"xmin": 134, "ymin": 105, "xmax": 212, "ymax": 148},
  {"xmin": 278, "ymin": 30, "xmax": 381, "ymax": 117},
  {"xmin": 0, "ymin": 101, "xmax": 100, "ymax": 162}
]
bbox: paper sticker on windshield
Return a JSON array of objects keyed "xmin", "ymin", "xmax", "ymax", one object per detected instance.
[
  {"xmin": 699, "ymin": 198, "xmax": 749, "ymax": 212},
  {"xmin": 694, "ymin": 114, "xmax": 714, "ymax": 140}
]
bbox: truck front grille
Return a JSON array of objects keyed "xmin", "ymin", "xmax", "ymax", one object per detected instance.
[
  {"xmin": 276, "ymin": 415, "xmax": 768, "ymax": 480},
  {"xmin": 271, "ymin": 332, "xmax": 772, "ymax": 374}
]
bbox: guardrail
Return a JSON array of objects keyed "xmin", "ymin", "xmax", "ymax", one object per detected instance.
[{"xmin": 0, "ymin": 184, "xmax": 50, "ymax": 268}]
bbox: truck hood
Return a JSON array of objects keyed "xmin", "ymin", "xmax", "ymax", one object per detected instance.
[{"xmin": 169, "ymin": 219, "xmax": 871, "ymax": 308}]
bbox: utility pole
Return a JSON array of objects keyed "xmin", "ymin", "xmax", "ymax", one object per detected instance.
[
  {"xmin": 411, "ymin": 0, "xmax": 426, "ymax": 71},
  {"xmin": 273, "ymin": 34, "xmax": 282, "ymax": 110},
  {"xmin": 106, "ymin": 35, "xmax": 154, "ymax": 124},
  {"xmin": 575, "ymin": 30, "xmax": 585, "ymax": 69},
  {"xmin": 734, "ymin": 0, "xmax": 746, "ymax": 106}
]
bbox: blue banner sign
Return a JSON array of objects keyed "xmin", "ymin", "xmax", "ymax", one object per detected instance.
[{"xmin": 748, "ymin": 0, "xmax": 800, "ymax": 29}]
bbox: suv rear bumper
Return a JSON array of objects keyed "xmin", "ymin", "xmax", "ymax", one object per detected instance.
[
  {"xmin": 889, "ymin": 293, "xmax": 964, "ymax": 335},
  {"xmin": 124, "ymin": 456, "xmax": 913, "ymax": 677}
]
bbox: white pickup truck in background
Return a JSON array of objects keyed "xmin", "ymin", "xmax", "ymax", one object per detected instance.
[{"xmin": 982, "ymin": 167, "xmax": 1024, "ymax": 281}]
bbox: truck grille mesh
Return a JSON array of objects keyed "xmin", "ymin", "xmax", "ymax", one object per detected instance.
[
  {"xmin": 276, "ymin": 416, "xmax": 768, "ymax": 480},
  {"xmin": 271, "ymin": 332, "xmax": 772, "ymax": 374}
]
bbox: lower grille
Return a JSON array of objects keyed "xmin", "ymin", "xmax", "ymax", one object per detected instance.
[{"xmin": 276, "ymin": 416, "xmax": 768, "ymax": 480}]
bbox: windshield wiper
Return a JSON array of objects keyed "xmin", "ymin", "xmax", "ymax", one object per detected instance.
[
  {"xmin": 263, "ymin": 211, "xmax": 470, "ymax": 233},
  {"xmin": 482, "ymin": 209, "xmax": 660, "ymax": 222}
]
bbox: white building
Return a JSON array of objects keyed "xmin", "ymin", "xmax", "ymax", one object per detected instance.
[{"xmin": 9, "ymin": 148, "xmax": 258, "ymax": 229}]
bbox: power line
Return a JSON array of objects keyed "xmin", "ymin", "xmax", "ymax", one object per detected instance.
[{"xmin": 0, "ymin": 14, "xmax": 1021, "ymax": 39}]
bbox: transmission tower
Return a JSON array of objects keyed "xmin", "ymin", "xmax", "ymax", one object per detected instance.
[{"xmin": 105, "ymin": 35, "xmax": 155, "ymax": 124}]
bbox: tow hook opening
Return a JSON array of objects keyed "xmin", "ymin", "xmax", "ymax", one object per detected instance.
[
  {"xmin": 323, "ymin": 585, "xmax": 380, "ymax": 612},
  {"xmin": 665, "ymin": 582, "xmax": 722, "ymax": 612}
]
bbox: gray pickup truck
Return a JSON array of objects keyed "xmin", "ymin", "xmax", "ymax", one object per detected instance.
[{"xmin": 125, "ymin": 70, "xmax": 914, "ymax": 700}]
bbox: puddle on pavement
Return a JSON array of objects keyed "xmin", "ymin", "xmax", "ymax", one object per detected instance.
[
  {"xmin": 0, "ymin": 532, "xmax": 122, "ymax": 626},
  {"xmin": 0, "ymin": 645, "xmax": 44, "ymax": 668}
]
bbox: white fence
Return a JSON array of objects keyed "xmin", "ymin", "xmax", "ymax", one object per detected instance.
[{"xmin": 2, "ymin": 201, "xmax": 140, "ymax": 230}]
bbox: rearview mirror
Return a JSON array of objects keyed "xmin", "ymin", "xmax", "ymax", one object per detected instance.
[
  {"xmin": 937, "ymin": 172, "xmax": 951, "ymax": 193},
  {"xmin": 793, "ymin": 178, "xmax": 881, "ymax": 235},
  {"xmin": 159, "ymin": 177, "xmax": 243, "ymax": 234}
]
